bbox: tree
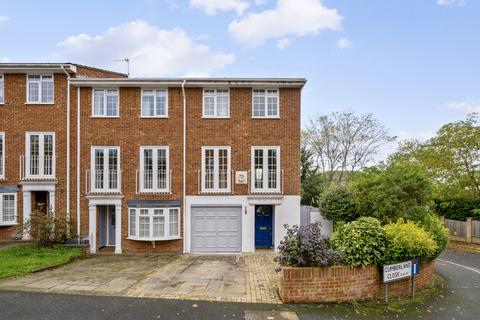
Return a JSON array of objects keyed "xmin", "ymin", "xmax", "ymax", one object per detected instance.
[
  {"xmin": 303, "ymin": 111, "xmax": 394, "ymax": 186},
  {"xmin": 392, "ymin": 113, "xmax": 480, "ymax": 197},
  {"xmin": 319, "ymin": 187, "xmax": 359, "ymax": 223},
  {"xmin": 301, "ymin": 174, "xmax": 327, "ymax": 207}
]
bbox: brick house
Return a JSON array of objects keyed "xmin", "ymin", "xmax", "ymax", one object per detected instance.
[{"xmin": 0, "ymin": 63, "xmax": 305, "ymax": 254}]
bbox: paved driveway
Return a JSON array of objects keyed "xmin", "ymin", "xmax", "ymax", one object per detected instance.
[{"xmin": 0, "ymin": 253, "xmax": 280, "ymax": 304}]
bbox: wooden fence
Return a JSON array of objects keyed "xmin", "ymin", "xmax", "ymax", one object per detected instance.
[{"xmin": 442, "ymin": 217, "xmax": 480, "ymax": 244}]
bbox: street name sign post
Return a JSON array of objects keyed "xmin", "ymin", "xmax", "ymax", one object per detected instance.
[{"xmin": 382, "ymin": 259, "xmax": 420, "ymax": 302}]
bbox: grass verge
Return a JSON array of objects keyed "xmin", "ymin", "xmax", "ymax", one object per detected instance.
[{"xmin": 0, "ymin": 244, "xmax": 85, "ymax": 280}]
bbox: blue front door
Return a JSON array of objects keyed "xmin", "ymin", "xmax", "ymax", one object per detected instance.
[{"xmin": 255, "ymin": 205, "xmax": 273, "ymax": 248}]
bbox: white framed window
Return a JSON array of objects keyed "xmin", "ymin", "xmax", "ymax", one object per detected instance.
[
  {"xmin": 251, "ymin": 146, "xmax": 280, "ymax": 193},
  {"xmin": 203, "ymin": 89, "xmax": 230, "ymax": 117},
  {"xmin": 201, "ymin": 146, "xmax": 231, "ymax": 192},
  {"xmin": 92, "ymin": 89, "xmax": 119, "ymax": 117},
  {"xmin": 141, "ymin": 89, "xmax": 168, "ymax": 117},
  {"xmin": 27, "ymin": 75, "xmax": 54, "ymax": 104},
  {"xmin": 0, "ymin": 75, "xmax": 4, "ymax": 104},
  {"xmin": 25, "ymin": 132, "xmax": 55, "ymax": 179},
  {"xmin": 128, "ymin": 207, "xmax": 180, "ymax": 241},
  {"xmin": 252, "ymin": 89, "xmax": 279, "ymax": 118},
  {"xmin": 91, "ymin": 147, "xmax": 120, "ymax": 192},
  {"xmin": 0, "ymin": 132, "xmax": 4, "ymax": 179},
  {"xmin": 140, "ymin": 146, "xmax": 169, "ymax": 193},
  {"xmin": 0, "ymin": 193, "xmax": 16, "ymax": 225}
]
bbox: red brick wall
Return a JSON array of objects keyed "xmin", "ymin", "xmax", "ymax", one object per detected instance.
[{"xmin": 279, "ymin": 261, "xmax": 436, "ymax": 303}]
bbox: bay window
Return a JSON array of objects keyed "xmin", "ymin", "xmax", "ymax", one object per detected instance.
[
  {"xmin": 91, "ymin": 147, "xmax": 120, "ymax": 192},
  {"xmin": 27, "ymin": 75, "xmax": 54, "ymax": 104},
  {"xmin": 25, "ymin": 132, "xmax": 55, "ymax": 179},
  {"xmin": 141, "ymin": 89, "xmax": 168, "ymax": 117},
  {"xmin": 201, "ymin": 146, "xmax": 231, "ymax": 192},
  {"xmin": 251, "ymin": 146, "xmax": 280, "ymax": 193},
  {"xmin": 252, "ymin": 89, "xmax": 279, "ymax": 118},
  {"xmin": 0, "ymin": 193, "xmax": 16, "ymax": 225},
  {"xmin": 93, "ymin": 89, "xmax": 119, "ymax": 117},
  {"xmin": 203, "ymin": 89, "xmax": 229, "ymax": 117},
  {"xmin": 128, "ymin": 207, "xmax": 180, "ymax": 241},
  {"xmin": 140, "ymin": 147, "xmax": 169, "ymax": 193}
]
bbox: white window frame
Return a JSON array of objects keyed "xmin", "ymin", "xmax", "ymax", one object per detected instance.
[
  {"xmin": 0, "ymin": 74, "xmax": 4, "ymax": 104},
  {"xmin": 0, "ymin": 132, "xmax": 4, "ymax": 180},
  {"xmin": 0, "ymin": 193, "xmax": 17, "ymax": 226},
  {"xmin": 91, "ymin": 88, "xmax": 119, "ymax": 117},
  {"xmin": 202, "ymin": 89, "xmax": 230, "ymax": 118},
  {"xmin": 201, "ymin": 146, "xmax": 231, "ymax": 193},
  {"xmin": 26, "ymin": 74, "xmax": 54, "ymax": 104},
  {"xmin": 141, "ymin": 89, "xmax": 168, "ymax": 118},
  {"xmin": 25, "ymin": 132, "xmax": 56, "ymax": 179},
  {"xmin": 252, "ymin": 89, "xmax": 280, "ymax": 118},
  {"xmin": 251, "ymin": 146, "xmax": 281, "ymax": 193},
  {"xmin": 139, "ymin": 146, "xmax": 170, "ymax": 193},
  {"xmin": 90, "ymin": 146, "xmax": 121, "ymax": 193},
  {"xmin": 128, "ymin": 207, "xmax": 180, "ymax": 241}
]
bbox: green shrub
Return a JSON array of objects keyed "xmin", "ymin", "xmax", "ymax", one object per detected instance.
[
  {"xmin": 383, "ymin": 219, "xmax": 438, "ymax": 264},
  {"xmin": 330, "ymin": 217, "xmax": 386, "ymax": 267},
  {"xmin": 434, "ymin": 196, "xmax": 480, "ymax": 221},
  {"xmin": 319, "ymin": 187, "xmax": 359, "ymax": 223},
  {"xmin": 417, "ymin": 213, "xmax": 448, "ymax": 256}
]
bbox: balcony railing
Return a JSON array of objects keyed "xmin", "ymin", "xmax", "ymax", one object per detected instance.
[
  {"xmin": 198, "ymin": 169, "xmax": 234, "ymax": 194},
  {"xmin": 86, "ymin": 169, "xmax": 122, "ymax": 194},
  {"xmin": 136, "ymin": 169, "xmax": 172, "ymax": 194},
  {"xmin": 19, "ymin": 155, "xmax": 56, "ymax": 181},
  {"xmin": 249, "ymin": 169, "xmax": 284, "ymax": 194}
]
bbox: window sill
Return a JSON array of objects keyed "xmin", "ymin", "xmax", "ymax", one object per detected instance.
[
  {"xmin": 200, "ymin": 190, "xmax": 232, "ymax": 194},
  {"xmin": 140, "ymin": 116, "xmax": 169, "ymax": 119},
  {"xmin": 90, "ymin": 116, "xmax": 120, "ymax": 118},
  {"xmin": 202, "ymin": 116, "xmax": 230, "ymax": 119},
  {"xmin": 138, "ymin": 190, "xmax": 171, "ymax": 194},
  {"xmin": 127, "ymin": 236, "xmax": 182, "ymax": 242},
  {"xmin": 252, "ymin": 116, "xmax": 280, "ymax": 119},
  {"xmin": 0, "ymin": 223, "xmax": 18, "ymax": 227}
]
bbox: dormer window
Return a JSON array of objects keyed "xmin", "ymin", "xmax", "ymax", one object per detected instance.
[{"xmin": 27, "ymin": 75, "xmax": 54, "ymax": 104}]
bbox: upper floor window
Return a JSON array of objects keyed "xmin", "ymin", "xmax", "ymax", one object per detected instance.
[
  {"xmin": 0, "ymin": 193, "xmax": 16, "ymax": 226},
  {"xmin": 201, "ymin": 146, "xmax": 231, "ymax": 193},
  {"xmin": 141, "ymin": 89, "xmax": 168, "ymax": 117},
  {"xmin": 27, "ymin": 75, "xmax": 54, "ymax": 104},
  {"xmin": 203, "ymin": 89, "xmax": 229, "ymax": 118},
  {"xmin": 93, "ymin": 89, "xmax": 119, "ymax": 117},
  {"xmin": 253, "ymin": 89, "xmax": 279, "ymax": 118},
  {"xmin": 91, "ymin": 147, "xmax": 120, "ymax": 193},
  {"xmin": 140, "ymin": 147, "xmax": 169, "ymax": 193},
  {"xmin": 0, "ymin": 133, "xmax": 4, "ymax": 179},
  {"xmin": 251, "ymin": 146, "xmax": 280, "ymax": 193},
  {"xmin": 0, "ymin": 75, "xmax": 4, "ymax": 104},
  {"xmin": 25, "ymin": 132, "xmax": 55, "ymax": 179}
]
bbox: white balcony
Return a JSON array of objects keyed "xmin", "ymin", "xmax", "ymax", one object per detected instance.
[
  {"xmin": 198, "ymin": 169, "xmax": 234, "ymax": 194},
  {"xmin": 20, "ymin": 155, "xmax": 56, "ymax": 181},
  {"xmin": 136, "ymin": 169, "xmax": 172, "ymax": 194},
  {"xmin": 249, "ymin": 169, "xmax": 284, "ymax": 194},
  {"xmin": 86, "ymin": 169, "xmax": 122, "ymax": 194}
]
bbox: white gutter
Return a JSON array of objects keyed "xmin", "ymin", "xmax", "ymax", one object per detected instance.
[
  {"xmin": 76, "ymin": 87, "xmax": 81, "ymax": 243},
  {"xmin": 61, "ymin": 67, "xmax": 71, "ymax": 232},
  {"xmin": 181, "ymin": 80, "xmax": 187, "ymax": 254}
]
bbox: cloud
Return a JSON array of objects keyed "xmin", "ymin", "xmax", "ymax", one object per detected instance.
[
  {"xmin": 229, "ymin": 0, "xmax": 342, "ymax": 47},
  {"xmin": 0, "ymin": 16, "xmax": 9, "ymax": 25},
  {"xmin": 190, "ymin": 0, "xmax": 250, "ymax": 15},
  {"xmin": 447, "ymin": 100, "xmax": 480, "ymax": 113},
  {"xmin": 436, "ymin": 0, "xmax": 465, "ymax": 6},
  {"xmin": 336, "ymin": 37, "xmax": 352, "ymax": 49},
  {"xmin": 52, "ymin": 20, "xmax": 235, "ymax": 77},
  {"xmin": 276, "ymin": 38, "xmax": 290, "ymax": 50}
]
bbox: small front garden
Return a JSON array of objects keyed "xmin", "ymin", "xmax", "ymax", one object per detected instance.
[{"xmin": 0, "ymin": 245, "xmax": 85, "ymax": 280}]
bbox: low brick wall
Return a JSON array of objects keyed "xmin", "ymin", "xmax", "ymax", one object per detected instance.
[{"xmin": 279, "ymin": 260, "xmax": 435, "ymax": 303}]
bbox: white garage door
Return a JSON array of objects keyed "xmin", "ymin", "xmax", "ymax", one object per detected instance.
[{"xmin": 191, "ymin": 206, "xmax": 242, "ymax": 253}]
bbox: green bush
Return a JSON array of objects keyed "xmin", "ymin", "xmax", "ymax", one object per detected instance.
[
  {"xmin": 319, "ymin": 187, "xmax": 359, "ymax": 223},
  {"xmin": 330, "ymin": 217, "xmax": 386, "ymax": 267},
  {"xmin": 417, "ymin": 213, "xmax": 448, "ymax": 257},
  {"xmin": 434, "ymin": 196, "xmax": 480, "ymax": 221},
  {"xmin": 383, "ymin": 219, "xmax": 438, "ymax": 264}
]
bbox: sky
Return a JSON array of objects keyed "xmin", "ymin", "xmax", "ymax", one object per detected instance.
[{"xmin": 0, "ymin": 0, "xmax": 479, "ymax": 157}]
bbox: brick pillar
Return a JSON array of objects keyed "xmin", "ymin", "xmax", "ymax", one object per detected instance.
[{"xmin": 466, "ymin": 217, "xmax": 472, "ymax": 243}]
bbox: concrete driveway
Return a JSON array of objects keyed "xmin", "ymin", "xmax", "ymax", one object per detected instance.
[{"xmin": 0, "ymin": 253, "xmax": 280, "ymax": 304}]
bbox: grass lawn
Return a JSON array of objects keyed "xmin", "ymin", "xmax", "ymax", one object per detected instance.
[{"xmin": 0, "ymin": 245, "xmax": 85, "ymax": 280}]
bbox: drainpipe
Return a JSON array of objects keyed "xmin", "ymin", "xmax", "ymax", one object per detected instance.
[
  {"xmin": 181, "ymin": 80, "xmax": 187, "ymax": 254},
  {"xmin": 61, "ymin": 67, "xmax": 71, "ymax": 233},
  {"xmin": 76, "ymin": 87, "xmax": 81, "ymax": 244}
]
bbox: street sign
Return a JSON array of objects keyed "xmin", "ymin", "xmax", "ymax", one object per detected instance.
[
  {"xmin": 411, "ymin": 259, "xmax": 420, "ymax": 276},
  {"xmin": 383, "ymin": 261, "xmax": 412, "ymax": 283}
]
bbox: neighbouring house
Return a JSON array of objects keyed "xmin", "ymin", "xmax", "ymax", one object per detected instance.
[{"xmin": 0, "ymin": 63, "xmax": 305, "ymax": 254}]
